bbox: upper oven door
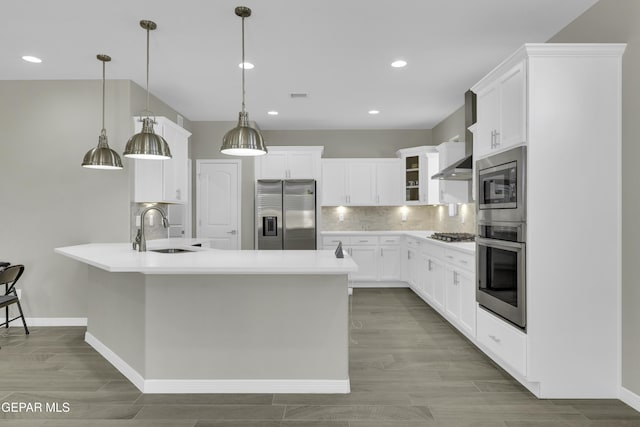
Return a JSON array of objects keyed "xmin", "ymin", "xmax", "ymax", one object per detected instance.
[{"xmin": 476, "ymin": 146, "xmax": 526, "ymax": 223}]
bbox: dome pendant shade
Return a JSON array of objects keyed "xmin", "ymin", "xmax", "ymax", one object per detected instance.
[
  {"xmin": 82, "ymin": 53, "xmax": 123, "ymax": 170},
  {"xmin": 125, "ymin": 20, "xmax": 172, "ymax": 160},
  {"xmin": 82, "ymin": 131, "xmax": 123, "ymax": 169},
  {"xmin": 220, "ymin": 6, "xmax": 267, "ymax": 157},
  {"xmin": 221, "ymin": 111, "xmax": 267, "ymax": 156},
  {"xmin": 123, "ymin": 117, "xmax": 172, "ymax": 159}
]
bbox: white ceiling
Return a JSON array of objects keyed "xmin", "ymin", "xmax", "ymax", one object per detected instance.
[{"xmin": 1, "ymin": 0, "xmax": 598, "ymax": 130}]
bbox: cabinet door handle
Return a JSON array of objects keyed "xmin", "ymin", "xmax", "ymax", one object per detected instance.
[
  {"xmin": 489, "ymin": 334, "xmax": 501, "ymax": 344},
  {"xmin": 226, "ymin": 230, "xmax": 237, "ymax": 235},
  {"xmin": 453, "ymin": 271, "xmax": 458, "ymax": 285},
  {"xmin": 427, "ymin": 259, "xmax": 432, "ymax": 271},
  {"xmin": 176, "ymin": 189, "xmax": 181, "ymax": 200},
  {"xmin": 446, "ymin": 255, "xmax": 454, "ymax": 259},
  {"xmin": 380, "ymin": 248, "xmax": 383, "ymax": 256},
  {"xmin": 407, "ymin": 252, "xmax": 411, "ymax": 260},
  {"xmin": 494, "ymin": 131, "xmax": 500, "ymax": 147}
]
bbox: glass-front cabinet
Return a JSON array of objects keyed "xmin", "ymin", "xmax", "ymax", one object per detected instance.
[
  {"xmin": 396, "ymin": 146, "xmax": 440, "ymax": 205},
  {"xmin": 405, "ymin": 155, "xmax": 420, "ymax": 202}
]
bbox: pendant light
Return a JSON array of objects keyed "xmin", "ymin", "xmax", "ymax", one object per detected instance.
[
  {"xmin": 82, "ymin": 54, "xmax": 123, "ymax": 170},
  {"xmin": 220, "ymin": 6, "xmax": 267, "ymax": 156},
  {"xmin": 123, "ymin": 20, "xmax": 172, "ymax": 160}
]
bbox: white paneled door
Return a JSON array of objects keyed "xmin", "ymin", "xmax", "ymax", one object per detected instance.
[{"xmin": 196, "ymin": 160, "xmax": 241, "ymax": 249}]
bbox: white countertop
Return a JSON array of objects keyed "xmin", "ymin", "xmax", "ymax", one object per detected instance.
[
  {"xmin": 321, "ymin": 230, "xmax": 476, "ymax": 255},
  {"xmin": 55, "ymin": 239, "xmax": 358, "ymax": 275}
]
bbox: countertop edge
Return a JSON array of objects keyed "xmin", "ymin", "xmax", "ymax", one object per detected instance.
[{"xmin": 320, "ymin": 230, "xmax": 475, "ymax": 255}]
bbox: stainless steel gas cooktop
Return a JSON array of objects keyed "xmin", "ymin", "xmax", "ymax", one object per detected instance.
[{"xmin": 429, "ymin": 232, "xmax": 476, "ymax": 243}]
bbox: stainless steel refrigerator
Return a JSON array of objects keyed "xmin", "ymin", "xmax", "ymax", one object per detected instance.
[{"xmin": 256, "ymin": 180, "xmax": 317, "ymax": 250}]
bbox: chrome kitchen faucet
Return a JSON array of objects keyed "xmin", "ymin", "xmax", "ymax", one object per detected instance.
[{"xmin": 133, "ymin": 207, "xmax": 169, "ymax": 252}]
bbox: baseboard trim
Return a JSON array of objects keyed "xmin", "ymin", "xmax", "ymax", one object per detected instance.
[
  {"xmin": 85, "ymin": 332, "xmax": 145, "ymax": 392},
  {"xmin": 350, "ymin": 281, "xmax": 408, "ymax": 288},
  {"xmin": 85, "ymin": 332, "xmax": 350, "ymax": 394},
  {"xmin": 620, "ymin": 386, "xmax": 640, "ymax": 412},
  {"xmin": 144, "ymin": 379, "xmax": 351, "ymax": 394},
  {"xmin": 16, "ymin": 317, "xmax": 88, "ymax": 327}
]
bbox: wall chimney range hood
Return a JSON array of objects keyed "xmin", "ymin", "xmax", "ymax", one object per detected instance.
[
  {"xmin": 431, "ymin": 154, "xmax": 473, "ymax": 181},
  {"xmin": 432, "ymin": 89, "xmax": 476, "ymax": 181}
]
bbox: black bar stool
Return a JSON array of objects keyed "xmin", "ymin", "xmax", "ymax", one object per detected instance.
[{"xmin": 0, "ymin": 264, "xmax": 29, "ymax": 335}]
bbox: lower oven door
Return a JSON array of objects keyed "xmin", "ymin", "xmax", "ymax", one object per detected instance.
[{"xmin": 476, "ymin": 236, "xmax": 526, "ymax": 329}]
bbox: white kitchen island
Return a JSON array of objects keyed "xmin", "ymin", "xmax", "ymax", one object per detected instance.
[{"xmin": 55, "ymin": 241, "xmax": 357, "ymax": 394}]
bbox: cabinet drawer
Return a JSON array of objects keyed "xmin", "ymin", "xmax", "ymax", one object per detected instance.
[
  {"xmin": 422, "ymin": 241, "xmax": 445, "ymax": 259},
  {"xmin": 350, "ymin": 236, "xmax": 379, "ymax": 245},
  {"xmin": 379, "ymin": 236, "xmax": 401, "ymax": 245},
  {"xmin": 405, "ymin": 237, "xmax": 423, "ymax": 249},
  {"xmin": 444, "ymin": 249, "xmax": 474, "ymax": 271},
  {"xmin": 322, "ymin": 236, "xmax": 351, "ymax": 247},
  {"xmin": 477, "ymin": 307, "xmax": 527, "ymax": 376}
]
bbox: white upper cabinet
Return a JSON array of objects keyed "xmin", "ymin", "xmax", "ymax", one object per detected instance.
[
  {"xmin": 254, "ymin": 146, "xmax": 323, "ymax": 180},
  {"xmin": 474, "ymin": 60, "xmax": 527, "ymax": 159},
  {"xmin": 347, "ymin": 162, "xmax": 377, "ymax": 205},
  {"xmin": 133, "ymin": 116, "xmax": 191, "ymax": 204},
  {"xmin": 375, "ymin": 161, "xmax": 403, "ymax": 205},
  {"xmin": 321, "ymin": 161, "xmax": 348, "ymax": 205},
  {"xmin": 396, "ymin": 146, "xmax": 440, "ymax": 205},
  {"xmin": 321, "ymin": 159, "xmax": 402, "ymax": 206},
  {"xmin": 436, "ymin": 141, "xmax": 469, "ymax": 204}
]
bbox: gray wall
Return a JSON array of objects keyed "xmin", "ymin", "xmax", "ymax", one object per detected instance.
[
  {"xmin": 262, "ymin": 129, "xmax": 432, "ymax": 158},
  {"xmin": 431, "ymin": 106, "xmax": 468, "ymax": 153},
  {"xmin": 0, "ymin": 80, "xmax": 191, "ymax": 319},
  {"xmin": 546, "ymin": 0, "xmax": 640, "ymax": 398},
  {"xmin": 0, "ymin": 80, "xmax": 132, "ymax": 317},
  {"xmin": 129, "ymin": 81, "xmax": 193, "ymax": 138}
]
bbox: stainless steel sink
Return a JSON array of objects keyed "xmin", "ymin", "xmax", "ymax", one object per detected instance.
[{"xmin": 150, "ymin": 248, "xmax": 194, "ymax": 254}]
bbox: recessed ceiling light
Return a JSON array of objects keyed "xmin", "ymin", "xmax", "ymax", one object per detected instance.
[
  {"xmin": 391, "ymin": 60, "xmax": 407, "ymax": 68},
  {"xmin": 267, "ymin": 111, "xmax": 279, "ymax": 116},
  {"xmin": 368, "ymin": 110, "xmax": 380, "ymax": 115},
  {"xmin": 239, "ymin": 62, "xmax": 254, "ymax": 69},
  {"xmin": 22, "ymin": 55, "xmax": 42, "ymax": 63}
]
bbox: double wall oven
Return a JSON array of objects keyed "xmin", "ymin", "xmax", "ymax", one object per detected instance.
[{"xmin": 476, "ymin": 146, "xmax": 527, "ymax": 329}]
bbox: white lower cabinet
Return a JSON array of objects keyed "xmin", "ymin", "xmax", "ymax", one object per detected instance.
[
  {"xmin": 427, "ymin": 257, "xmax": 445, "ymax": 312},
  {"xmin": 403, "ymin": 236, "xmax": 475, "ymax": 340},
  {"xmin": 322, "ymin": 234, "xmax": 402, "ymax": 283},
  {"xmin": 444, "ymin": 265, "xmax": 461, "ymax": 323},
  {"xmin": 457, "ymin": 269, "xmax": 476, "ymax": 337},
  {"xmin": 348, "ymin": 245, "xmax": 378, "ymax": 281},
  {"xmin": 379, "ymin": 245, "xmax": 402, "ymax": 281},
  {"xmin": 477, "ymin": 306, "xmax": 527, "ymax": 376}
]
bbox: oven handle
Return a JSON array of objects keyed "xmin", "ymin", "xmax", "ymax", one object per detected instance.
[{"xmin": 476, "ymin": 236, "xmax": 524, "ymax": 250}]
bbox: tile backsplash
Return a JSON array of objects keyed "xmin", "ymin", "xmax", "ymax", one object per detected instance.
[
  {"xmin": 321, "ymin": 204, "xmax": 475, "ymax": 234},
  {"xmin": 130, "ymin": 203, "xmax": 170, "ymax": 242}
]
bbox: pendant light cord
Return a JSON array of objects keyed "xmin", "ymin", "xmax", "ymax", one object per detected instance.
[
  {"xmin": 241, "ymin": 15, "xmax": 246, "ymax": 114},
  {"xmin": 146, "ymin": 26, "xmax": 150, "ymax": 116},
  {"xmin": 101, "ymin": 59, "xmax": 106, "ymax": 134}
]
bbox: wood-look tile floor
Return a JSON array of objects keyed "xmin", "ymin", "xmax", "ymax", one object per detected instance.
[{"xmin": 0, "ymin": 288, "xmax": 638, "ymax": 426}]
